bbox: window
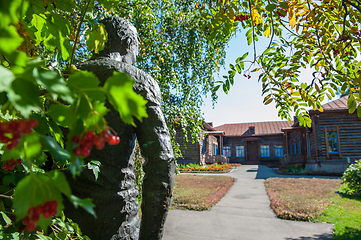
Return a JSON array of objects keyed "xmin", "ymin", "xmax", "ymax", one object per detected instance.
[
  {"xmin": 307, "ymin": 135, "xmax": 310, "ymax": 155},
  {"xmin": 202, "ymin": 140, "xmax": 205, "ymax": 155},
  {"xmin": 327, "ymin": 131, "xmax": 339, "ymax": 153},
  {"xmin": 236, "ymin": 145, "xmax": 245, "ymax": 158},
  {"xmin": 325, "ymin": 127, "xmax": 341, "ymax": 158},
  {"xmin": 274, "ymin": 145, "xmax": 284, "ymax": 157},
  {"xmin": 293, "ymin": 142, "xmax": 297, "ymax": 154},
  {"xmin": 298, "ymin": 140, "xmax": 301, "ymax": 155},
  {"xmin": 223, "ymin": 146, "xmax": 231, "ymax": 158},
  {"xmin": 212, "ymin": 143, "xmax": 218, "ymax": 156},
  {"xmin": 289, "ymin": 143, "xmax": 293, "ymax": 154},
  {"xmin": 260, "ymin": 145, "xmax": 270, "ymax": 157}
]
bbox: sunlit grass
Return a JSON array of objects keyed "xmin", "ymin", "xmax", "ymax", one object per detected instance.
[
  {"xmin": 265, "ymin": 178, "xmax": 361, "ymax": 239},
  {"xmin": 171, "ymin": 174, "xmax": 235, "ymax": 210}
]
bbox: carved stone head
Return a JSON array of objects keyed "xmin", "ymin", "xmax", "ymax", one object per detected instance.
[{"xmin": 99, "ymin": 16, "xmax": 139, "ymax": 64}]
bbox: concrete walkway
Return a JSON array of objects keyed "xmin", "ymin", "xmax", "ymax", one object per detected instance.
[{"xmin": 163, "ymin": 165, "xmax": 335, "ymax": 240}]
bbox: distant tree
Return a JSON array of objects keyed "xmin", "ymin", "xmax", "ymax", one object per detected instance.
[{"xmin": 201, "ymin": 0, "xmax": 361, "ymax": 126}]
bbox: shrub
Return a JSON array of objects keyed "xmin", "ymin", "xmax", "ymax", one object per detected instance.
[
  {"xmin": 285, "ymin": 163, "xmax": 306, "ymax": 173},
  {"xmin": 341, "ymin": 160, "xmax": 361, "ymax": 195}
]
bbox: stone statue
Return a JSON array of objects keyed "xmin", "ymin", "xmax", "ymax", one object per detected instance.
[{"xmin": 64, "ymin": 16, "xmax": 175, "ymax": 240}]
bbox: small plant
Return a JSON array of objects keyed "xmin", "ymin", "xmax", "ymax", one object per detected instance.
[
  {"xmin": 177, "ymin": 163, "xmax": 234, "ymax": 173},
  {"xmin": 341, "ymin": 160, "xmax": 361, "ymax": 195},
  {"xmin": 280, "ymin": 163, "xmax": 306, "ymax": 174}
]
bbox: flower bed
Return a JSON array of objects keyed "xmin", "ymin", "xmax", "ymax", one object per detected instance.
[{"xmin": 177, "ymin": 163, "xmax": 236, "ymax": 173}]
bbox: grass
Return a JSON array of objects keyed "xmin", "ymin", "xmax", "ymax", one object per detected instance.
[
  {"xmin": 265, "ymin": 178, "xmax": 361, "ymax": 239},
  {"xmin": 171, "ymin": 174, "xmax": 235, "ymax": 210}
]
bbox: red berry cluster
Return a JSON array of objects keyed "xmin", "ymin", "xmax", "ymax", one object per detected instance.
[
  {"xmin": 333, "ymin": 49, "xmax": 340, "ymax": 55},
  {"xmin": 23, "ymin": 200, "xmax": 58, "ymax": 232},
  {"xmin": 276, "ymin": 7, "xmax": 287, "ymax": 17},
  {"xmin": 234, "ymin": 14, "xmax": 249, "ymax": 22},
  {"xmin": 2, "ymin": 158, "xmax": 21, "ymax": 171},
  {"xmin": 72, "ymin": 129, "xmax": 120, "ymax": 157},
  {"xmin": 243, "ymin": 74, "xmax": 251, "ymax": 79},
  {"xmin": 0, "ymin": 119, "xmax": 38, "ymax": 150}
]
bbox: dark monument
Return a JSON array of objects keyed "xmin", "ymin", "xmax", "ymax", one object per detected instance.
[{"xmin": 64, "ymin": 17, "xmax": 175, "ymax": 240}]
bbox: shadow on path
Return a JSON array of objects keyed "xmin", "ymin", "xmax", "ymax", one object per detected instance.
[
  {"xmin": 255, "ymin": 165, "xmax": 341, "ymax": 180},
  {"xmin": 285, "ymin": 232, "xmax": 333, "ymax": 240}
]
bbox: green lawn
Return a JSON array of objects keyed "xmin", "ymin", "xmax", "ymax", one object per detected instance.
[
  {"xmin": 265, "ymin": 178, "xmax": 361, "ymax": 239},
  {"xmin": 318, "ymin": 194, "xmax": 361, "ymax": 239}
]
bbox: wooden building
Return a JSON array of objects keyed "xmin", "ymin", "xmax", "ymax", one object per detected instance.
[
  {"xmin": 175, "ymin": 122, "xmax": 227, "ymax": 165},
  {"xmin": 213, "ymin": 121, "xmax": 293, "ymax": 164},
  {"xmin": 283, "ymin": 96, "xmax": 361, "ymax": 173},
  {"xmin": 175, "ymin": 96, "xmax": 359, "ymax": 172}
]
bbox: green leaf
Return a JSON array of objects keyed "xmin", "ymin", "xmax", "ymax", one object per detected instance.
[
  {"xmin": 42, "ymin": 14, "xmax": 72, "ymax": 61},
  {"xmin": 348, "ymin": 96, "xmax": 357, "ymax": 113},
  {"xmin": 279, "ymin": 2, "xmax": 289, "ymax": 9},
  {"xmin": 0, "ymin": 66, "xmax": 15, "ymax": 92},
  {"xmin": 33, "ymin": 68, "xmax": 74, "ymax": 104},
  {"xmin": 36, "ymin": 235, "xmax": 52, "ymax": 240},
  {"xmin": 103, "ymin": 72, "xmax": 148, "ymax": 126},
  {"xmin": 47, "ymin": 171, "xmax": 71, "ymax": 197},
  {"xmin": 41, "ymin": 136, "xmax": 70, "ymax": 164},
  {"xmin": 49, "ymin": 104, "xmax": 77, "ymax": 127},
  {"xmin": 0, "ymin": 26, "xmax": 28, "ymax": 66},
  {"xmin": 23, "ymin": 132, "xmax": 42, "ymax": 161},
  {"xmin": 357, "ymin": 105, "xmax": 361, "ymax": 117},
  {"xmin": 7, "ymin": 78, "xmax": 42, "ymax": 118},
  {"xmin": 214, "ymin": 85, "xmax": 221, "ymax": 92},
  {"xmin": 1, "ymin": 211, "xmax": 12, "ymax": 225},
  {"xmin": 70, "ymin": 195, "xmax": 97, "ymax": 218},
  {"xmin": 0, "ymin": 25, "xmax": 23, "ymax": 54},
  {"xmin": 235, "ymin": 64, "xmax": 242, "ymax": 74},
  {"xmin": 68, "ymin": 71, "xmax": 105, "ymax": 102},
  {"xmin": 86, "ymin": 23, "xmax": 108, "ymax": 54},
  {"xmin": 266, "ymin": 4, "xmax": 277, "ymax": 12},
  {"xmin": 13, "ymin": 173, "xmax": 65, "ymax": 221},
  {"xmin": 87, "ymin": 160, "xmax": 102, "ymax": 180},
  {"xmin": 239, "ymin": 52, "xmax": 249, "ymax": 61},
  {"xmin": 0, "ymin": 0, "xmax": 28, "ymax": 28}
]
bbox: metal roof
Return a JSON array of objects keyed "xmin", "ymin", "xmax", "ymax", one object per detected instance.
[{"xmin": 214, "ymin": 120, "xmax": 293, "ymax": 137}]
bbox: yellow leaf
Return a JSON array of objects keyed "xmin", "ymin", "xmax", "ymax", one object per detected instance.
[
  {"xmin": 196, "ymin": 1, "xmax": 199, "ymax": 9},
  {"xmin": 264, "ymin": 27, "xmax": 271, "ymax": 37},
  {"xmin": 251, "ymin": 6, "xmax": 263, "ymax": 25},
  {"xmin": 318, "ymin": 106, "xmax": 324, "ymax": 112},
  {"xmin": 289, "ymin": 9, "xmax": 297, "ymax": 29},
  {"xmin": 264, "ymin": 98, "xmax": 273, "ymax": 105},
  {"xmin": 315, "ymin": 83, "xmax": 320, "ymax": 93},
  {"xmin": 251, "ymin": 68, "xmax": 260, "ymax": 72}
]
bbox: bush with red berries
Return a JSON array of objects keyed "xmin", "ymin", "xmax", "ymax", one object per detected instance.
[
  {"xmin": 72, "ymin": 129, "xmax": 120, "ymax": 157},
  {"xmin": 0, "ymin": 119, "xmax": 38, "ymax": 150},
  {"xmin": 22, "ymin": 200, "xmax": 58, "ymax": 232},
  {"xmin": 2, "ymin": 158, "xmax": 22, "ymax": 171},
  {"xmin": 234, "ymin": 14, "xmax": 249, "ymax": 22}
]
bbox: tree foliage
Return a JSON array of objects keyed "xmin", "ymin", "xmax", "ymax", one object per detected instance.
[
  {"xmin": 115, "ymin": 0, "xmax": 233, "ymax": 153},
  {"xmin": 204, "ymin": 0, "xmax": 361, "ymax": 127},
  {"xmin": 0, "ymin": 0, "xmax": 233, "ymax": 238}
]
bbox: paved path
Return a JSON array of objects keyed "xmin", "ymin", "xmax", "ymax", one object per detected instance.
[{"xmin": 163, "ymin": 165, "xmax": 335, "ymax": 240}]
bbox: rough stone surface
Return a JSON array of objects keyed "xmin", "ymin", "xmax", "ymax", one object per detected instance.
[{"xmin": 64, "ymin": 17, "xmax": 175, "ymax": 240}]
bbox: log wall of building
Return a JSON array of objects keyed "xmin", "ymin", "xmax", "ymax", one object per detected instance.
[{"xmin": 310, "ymin": 111, "xmax": 361, "ymax": 163}]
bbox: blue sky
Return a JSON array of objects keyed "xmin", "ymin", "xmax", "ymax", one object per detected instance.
[{"xmin": 201, "ymin": 33, "xmax": 331, "ymax": 127}]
